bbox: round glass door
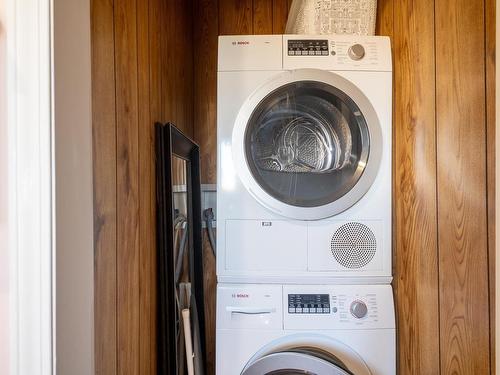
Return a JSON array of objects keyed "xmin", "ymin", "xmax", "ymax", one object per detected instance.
[
  {"xmin": 241, "ymin": 348, "xmax": 353, "ymax": 375},
  {"xmin": 232, "ymin": 69, "xmax": 383, "ymax": 220},
  {"xmin": 245, "ymin": 81, "xmax": 369, "ymax": 208}
]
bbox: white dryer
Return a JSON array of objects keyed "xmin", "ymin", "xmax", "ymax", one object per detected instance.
[
  {"xmin": 217, "ymin": 35, "xmax": 392, "ymax": 284},
  {"xmin": 216, "ymin": 283, "xmax": 395, "ymax": 374}
]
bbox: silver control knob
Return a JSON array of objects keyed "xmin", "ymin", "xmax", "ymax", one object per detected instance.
[
  {"xmin": 350, "ymin": 300, "xmax": 368, "ymax": 319},
  {"xmin": 348, "ymin": 44, "xmax": 365, "ymax": 60}
]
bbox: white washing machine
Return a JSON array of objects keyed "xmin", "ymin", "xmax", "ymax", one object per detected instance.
[
  {"xmin": 217, "ymin": 35, "xmax": 392, "ymax": 284},
  {"xmin": 216, "ymin": 283, "xmax": 395, "ymax": 374}
]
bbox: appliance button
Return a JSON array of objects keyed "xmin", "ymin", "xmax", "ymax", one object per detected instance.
[
  {"xmin": 348, "ymin": 44, "xmax": 366, "ymax": 60},
  {"xmin": 350, "ymin": 300, "xmax": 368, "ymax": 319}
]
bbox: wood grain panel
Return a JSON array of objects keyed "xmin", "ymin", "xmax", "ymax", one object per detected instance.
[
  {"xmin": 193, "ymin": 0, "xmax": 218, "ymax": 184},
  {"xmin": 393, "ymin": 1, "xmax": 440, "ymax": 374},
  {"xmin": 253, "ymin": 0, "xmax": 273, "ymax": 34},
  {"xmin": 114, "ymin": 0, "xmax": 140, "ymax": 373},
  {"xmin": 485, "ymin": 0, "xmax": 496, "ymax": 370},
  {"xmin": 178, "ymin": 0, "xmax": 194, "ymax": 136},
  {"xmin": 137, "ymin": 0, "xmax": 156, "ymax": 373},
  {"xmin": 143, "ymin": 1, "xmax": 164, "ymax": 372},
  {"xmin": 149, "ymin": 0, "xmax": 163, "ymax": 125},
  {"xmin": 160, "ymin": 0, "xmax": 169, "ymax": 122},
  {"xmin": 272, "ymin": 0, "xmax": 289, "ymax": 34},
  {"xmin": 375, "ymin": 0, "xmax": 393, "ymax": 36},
  {"xmin": 436, "ymin": 0, "xmax": 490, "ymax": 373},
  {"xmin": 163, "ymin": 0, "xmax": 194, "ymax": 135},
  {"xmin": 193, "ymin": 1, "xmax": 218, "ymax": 373},
  {"xmin": 91, "ymin": 0, "xmax": 117, "ymax": 373},
  {"xmin": 219, "ymin": 0, "xmax": 253, "ymax": 35}
]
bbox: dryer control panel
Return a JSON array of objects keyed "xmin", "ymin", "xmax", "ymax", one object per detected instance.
[
  {"xmin": 287, "ymin": 39, "xmax": 329, "ymax": 56},
  {"xmin": 283, "ymin": 34, "xmax": 392, "ymax": 72}
]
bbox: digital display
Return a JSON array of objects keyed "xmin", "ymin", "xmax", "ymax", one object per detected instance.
[
  {"xmin": 288, "ymin": 39, "xmax": 329, "ymax": 56},
  {"xmin": 288, "ymin": 294, "xmax": 330, "ymax": 314}
]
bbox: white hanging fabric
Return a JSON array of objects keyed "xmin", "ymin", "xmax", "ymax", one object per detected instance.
[{"xmin": 285, "ymin": 0, "xmax": 377, "ymax": 36}]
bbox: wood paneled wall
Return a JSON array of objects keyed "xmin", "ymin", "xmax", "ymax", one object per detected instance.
[
  {"xmin": 92, "ymin": 0, "xmax": 193, "ymax": 374},
  {"xmin": 93, "ymin": 0, "xmax": 495, "ymax": 374},
  {"xmin": 191, "ymin": 1, "xmax": 496, "ymax": 375}
]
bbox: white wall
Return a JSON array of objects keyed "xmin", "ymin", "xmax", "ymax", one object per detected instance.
[
  {"xmin": 53, "ymin": 0, "xmax": 94, "ymax": 373},
  {"xmin": 0, "ymin": 0, "xmax": 9, "ymax": 372}
]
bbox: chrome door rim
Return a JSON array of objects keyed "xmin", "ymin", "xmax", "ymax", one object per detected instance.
[
  {"xmin": 232, "ymin": 68, "xmax": 383, "ymax": 220},
  {"xmin": 241, "ymin": 351, "xmax": 352, "ymax": 375}
]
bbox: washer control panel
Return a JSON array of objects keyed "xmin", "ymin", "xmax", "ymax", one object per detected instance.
[
  {"xmin": 283, "ymin": 284, "xmax": 395, "ymax": 330},
  {"xmin": 217, "ymin": 284, "xmax": 395, "ymax": 331},
  {"xmin": 288, "ymin": 294, "xmax": 330, "ymax": 314}
]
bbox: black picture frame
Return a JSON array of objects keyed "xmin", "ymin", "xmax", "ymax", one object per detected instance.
[{"xmin": 155, "ymin": 122, "xmax": 206, "ymax": 374}]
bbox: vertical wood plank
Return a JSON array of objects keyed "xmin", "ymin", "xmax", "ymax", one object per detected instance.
[
  {"xmin": 159, "ymin": 0, "xmax": 172, "ymax": 125},
  {"xmin": 137, "ymin": 0, "xmax": 156, "ymax": 373},
  {"xmin": 114, "ymin": 0, "xmax": 140, "ymax": 373},
  {"xmin": 182, "ymin": 0, "xmax": 195, "ymax": 136},
  {"xmin": 91, "ymin": 0, "xmax": 117, "ymax": 373},
  {"xmin": 375, "ymin": 0, "xmax": 393, "ymax": 36},
  {"xmin": 145, "ymin": 0, "xmax": 163, "ymax": 369},
  {"xmin": 149, "ymin": 0, "xmax": 163, "ymax": 124},
  {"xmin": 272, "ymin": 0, "xmax": 289, "ymax": 34},
  {"xmin": 485, "ymin": 0, "xmax": 496, "ymax": 370},
  {"xmin": 193, "ymin": 0, "xmax": 218, "ymax": 184},
  {"xmin": 193, "ymin": 1, "xmax": 218, "ymax": 373},
  {"xmin": 219, "ymin": 0, "xmax": 253, "ymax": 35},
  {"xmin": 393, "ymin": 0, "xmax": 440, "ymax": 374},
  {"xmin": 163, "ymin": 0, "xmax": 194, "ymax": 135},
  {"xmin": 177, "ymin": 0, "xmax": 194, "ymax": 135},
  {"xmin": 253, "ymin": 0, "xmax": 273, "ymax": 34},
  {"xmin": 436, "ymin": 0, "xmax": 490, "ymax": 373}
]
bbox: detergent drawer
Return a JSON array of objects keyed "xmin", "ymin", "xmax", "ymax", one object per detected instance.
[{"xmin": 217, "ymin": 284, "xmax": 283, "ymax": 330}]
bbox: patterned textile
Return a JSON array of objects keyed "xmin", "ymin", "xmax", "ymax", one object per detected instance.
[{"xmin": 286, "ymin": 0, "xmax": 377, "ymax": 35}]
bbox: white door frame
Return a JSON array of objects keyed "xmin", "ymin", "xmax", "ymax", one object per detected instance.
[
  {"xmin": 7, "ymin": 0, "xmax": 53, "ymax": 373},
  {"xmin": 6, "ymin": 0, "xmax": 94, "ymax": 374}
]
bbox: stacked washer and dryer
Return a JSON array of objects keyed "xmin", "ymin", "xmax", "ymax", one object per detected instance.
[{"xmin": 216, "ymin": 35, "xmax": 394, "ymax": 374}]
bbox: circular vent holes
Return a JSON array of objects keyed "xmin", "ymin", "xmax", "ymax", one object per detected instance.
[{"xmin": 330, "ymin": 222, "xmax": 376, "ymax": 269}]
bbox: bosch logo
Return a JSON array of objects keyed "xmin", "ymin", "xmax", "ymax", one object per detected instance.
[
  {"xmin": 231, "ymin": 293, "xmax": 249, "ymax": 298},
  {"xmin": 232, "ymin": 41, "xmax": 250, "ymax": 45}
]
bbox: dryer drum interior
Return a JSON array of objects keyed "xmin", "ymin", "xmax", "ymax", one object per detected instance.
[{"xmin": 245, "ymin": 80, "xmax": 371, "ymax": 208}]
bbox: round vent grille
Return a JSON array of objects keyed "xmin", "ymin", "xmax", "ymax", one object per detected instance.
[{"xmin": 330, "ymin": 222, "xmax": 376, "ymax": 269}]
